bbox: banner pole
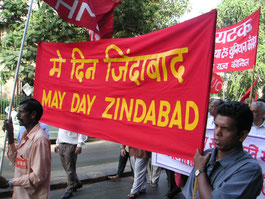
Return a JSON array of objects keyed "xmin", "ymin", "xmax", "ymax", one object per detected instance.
[
  {"xmin": 249, "ymin": 7, "xmax": 260, "ymax": 105},
  {"xmin": 0, "ymin": 0, "xmax": 34, "ymax": 174},
  {"xmin": 223, "ymin": 72, "xmax": 227, "ymax": 101},
  {"xmin": 150, "ymin": 162, "xmax": 153, "ymax": 185},
  {"xmin": 249, "ymin": 65, "xmax": 256, "ymax": 106},
  {"xmin": 192, "ymin": 177, "xmax": 198, "ymax": 199}
]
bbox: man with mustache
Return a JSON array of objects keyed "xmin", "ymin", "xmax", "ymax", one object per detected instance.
[{"xmin": 0, "ymin": 98, "xmax": 51, "ymax": 199}]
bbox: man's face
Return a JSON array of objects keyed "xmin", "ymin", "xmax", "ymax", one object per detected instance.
[
  {"xmin": 209, "ymin": 100, "xmax": 220, "ymax": 118},
  {"xmin": 214, "ymin": 115, "xmax": 242, "ymax": 153},
  {"xmin": 17, "ymin": 104, "xmax": 32, "ymax": 127},
  {"xmin": 250, "ymin": 105, "xmax": 264, "ymax": 125}
]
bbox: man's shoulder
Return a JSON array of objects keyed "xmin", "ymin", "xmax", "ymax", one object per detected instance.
[
  {"xmin": 227, "ymin": 150, "xmax": 262, "ymax": 174},
  {"xmin": 240, "ymin": 150, "xmax": 261, "ymax": 167},
  {"xmin": 205, "ymin": 148, "xmax": 261, "ymax": 171},
  {"xmin": 34, "ymin": 126, "xmax": 50, "ymax": 143}
]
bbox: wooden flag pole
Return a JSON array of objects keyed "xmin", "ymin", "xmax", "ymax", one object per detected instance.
[
  {"xmin": 249, "ymin": 65, "xmax": 256, "ymax": 106},
  {"xmin": 249, "ymin": 7, "xmax": 260, "ymax": 106},
  {"xmin": 0, "ymin": 0, "xmax": 34, "ymax": 174},
  {"xmin": 192, "ymin": 177, "xmax": 198, "ymax": 199}
]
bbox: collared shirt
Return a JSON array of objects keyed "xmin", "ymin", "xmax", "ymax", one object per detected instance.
[
  {"xmin": 17, "ymin": 122, "xmax": 49, "ymax": 143},
  {"xmin": 56, "ymin": 128, "xmax": 86, "ymax": 147},
  {"xmin": 7, "ymin": 123, "xmax": 51, "ymax": 199},
  {"xmin": 182, "ymin": 147, "xmax": 263, "ymax": 199},
  {"xmin": 249, "ymin": 120, "xmax": 265, "ymax": 137}
]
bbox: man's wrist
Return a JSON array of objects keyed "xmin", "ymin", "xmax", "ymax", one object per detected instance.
[
  {"xmin": 8, "ymin": 180, "xmax": 13, "ymax": 189},
  {"xmin": 8, "ymin": 140, "xmax": 14, "ymax": 145},
  {"xmin": 195, "ymin": 168, "xmax": 206, "ymax": 177},
  {"xmin": 7, "ymin": 135, "xmax": 14, "ymax": 144}
]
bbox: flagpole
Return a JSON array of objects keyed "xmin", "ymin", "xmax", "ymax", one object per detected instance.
[
  {"xmin": 0, "ymin": 0, "xmax": 34, "ymax": 174},
  {"xmin": 192, "ymin": 177, "xmax": 198, "ymax": 199},
  {"xmin": 249, "ymin": 7, "xmax": 260, "ymax": 105},
  {"xmin": 223, "ymin": 72, "xmax": 227, "ymax": 101},
  {"xmin": 249, "ymin": 65, "xmax": 256, "ymax": 106}
]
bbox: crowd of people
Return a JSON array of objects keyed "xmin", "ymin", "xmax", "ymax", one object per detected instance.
[{"xmin": 0, "ymin": 97, "xmax": 264, "ymax": 199}]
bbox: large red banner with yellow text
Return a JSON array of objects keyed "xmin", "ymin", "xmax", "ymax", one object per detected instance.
[
  {"xmin": 213, "ymin": 8, "xmax": 260, "ymax": 73},
  {"xmin": 34, "ymin": 10, "xmax": 216, "ymax": 161}
]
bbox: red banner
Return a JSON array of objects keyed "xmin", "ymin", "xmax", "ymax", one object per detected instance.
[
  {"xmin": 34, "ymin": 10, "xmax": 217, "ymax": 161},
  {"xmin": 210, "ymin": 73, "xmax": 223, "ymax": 94},
  {"xmin": 43, "ymin": 0, "xmax": 120, "ymax": 39},
  {"xmin": 213, "ymin": 8, "xmax": 260, "ymax": 73}
]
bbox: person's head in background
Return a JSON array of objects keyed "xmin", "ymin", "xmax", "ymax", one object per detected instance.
[
  {"xmin": 250, "ymin": 101, "xmax": 265, "ymax": 126},
  {"xmin": 209, "ymin": 98, "xmax": 224, "ymax": 119}
]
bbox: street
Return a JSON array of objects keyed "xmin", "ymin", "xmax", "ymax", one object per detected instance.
[
  {"xmin": 0, "ymin": 137, "xmax": 122, "ymax": 179},
  {"xmin": 0, "ymin": 135, "xmax": 176, "ymax": 199},
  {"xmin": 49, "ymin": 172, "xmax": 170, "ymax": 199},
  {"xmin": 1, "ymin": 172, "xmax": 171, "ymax": 199}
]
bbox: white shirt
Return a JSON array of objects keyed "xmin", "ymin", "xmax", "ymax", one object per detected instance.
[
  {"xmin": 206, "ymin": 115, "xmax": 215, "ymax": 130},
  {"xmin": 249, "ymin": 120, "xmax": 265, "ymax": 137},
  {"xmin": 56, "ymin": 128, "xmax": 86, "ymax": 147}
]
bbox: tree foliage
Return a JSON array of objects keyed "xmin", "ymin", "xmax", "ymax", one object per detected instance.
[
  {"xmin": 215, "ymin": 0, "xmax": 265, "ymax": 101},
  {"xmin": 0, "ymin": 1, "xmax": 89, "ymax": 86},
  {"xmin": 113, "ymin": 0, "xmax": 190, "ymax": 38},
  {"xmin": 0, "ymin": 0, "xmax": 190, "ymax": 87},
  {"xmin": 0, "ymin": 0, "xmax": 28, "ymax": 30}
]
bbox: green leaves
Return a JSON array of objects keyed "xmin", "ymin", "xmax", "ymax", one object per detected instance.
[
  {"xmin": 113, "ymin": 0, "xmax": 190, "ymax": 38},
  {"xmin": 0, "ymin": 0, "xmax": 89, "ymax": 85},
  {"xmin": 0, "ymin": 0, "xmax": 28, "ymax": 29}
]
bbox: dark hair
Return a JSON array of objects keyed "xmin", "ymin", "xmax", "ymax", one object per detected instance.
[
  {"xmin": 19, "ymin": 98, "xmax": 43, "ymax": 122},
  {"xmin": 217, "ymin": 99, "xmax": 224, "ymax": 106},
  {"xmin": 217, "ymin": 101, "xmax": 253, "ymax": 133},
  {"xmin": 210, "ymin": 98, "xmax": 224, "ymax": 107}
]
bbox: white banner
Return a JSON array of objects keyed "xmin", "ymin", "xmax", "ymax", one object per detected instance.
[{"xmin": 152, "ymin": 130, "xmax": 265, "ymax": 198}]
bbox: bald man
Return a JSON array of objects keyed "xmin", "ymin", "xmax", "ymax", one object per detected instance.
[
  {"xmin": 207, "ymin": 99, "xmax": 224, "ymax": 129},
  {"xmin": 249, "ymin": 101, "xmax": 265, "ymax": 136}
]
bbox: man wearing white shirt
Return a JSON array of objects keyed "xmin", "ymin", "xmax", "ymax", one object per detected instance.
[
  {"xmin": 55, "ymin": 128, "xmax": 86, "ymax": 199},
  {"xmin": 249, "ymin": 101, "xmax": 265, "ymax": 136}
]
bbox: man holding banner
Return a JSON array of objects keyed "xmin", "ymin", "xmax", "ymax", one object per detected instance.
[
  {"xmin": 182, "ymin": 101, "xmax": 263, "ymax": 199},
  {"xmin": 0, "ymin": 98, "xmax": 51, "ymax": 199}
]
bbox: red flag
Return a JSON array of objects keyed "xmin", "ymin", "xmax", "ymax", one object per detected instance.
[
  {"xmin": 90, "ymin": 0, "xmax": 121, "ymax": 40},
  {"xmin": 210, "ymin": 73, "xmax": 223, "ymax": 94},
  {"xmin": 43, "ymin": 0, "xmax": 120, "ymax": 39},
  {"xmin": 255, "ymin": 90, "xmax": 258, "ymax": 101},
  {"xmin": 240, "ymin": 78, "xmax": 258, "ymax": 102},
  {"xmin": 34, "ymin": 10, "xmax": 217, "ymax": 161},
  {"xmin": 213, "ymin": 8, "xmax": 260, "ymax": 73}
]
